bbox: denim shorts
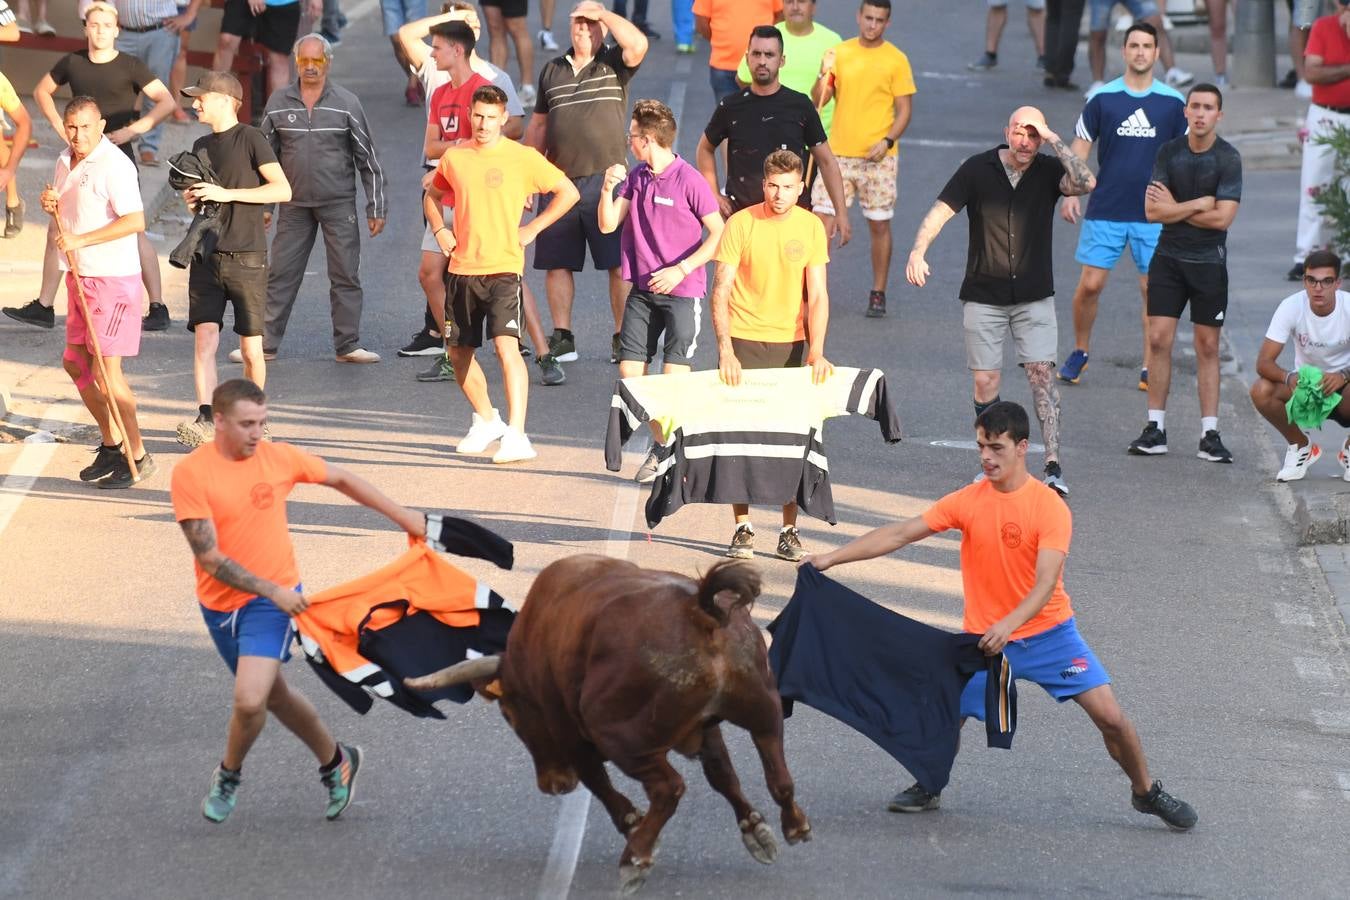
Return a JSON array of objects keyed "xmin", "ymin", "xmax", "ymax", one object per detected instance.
[
  {"xmin": 381, "ymin": 0, "xmax": 428, "ymax": 36},
  {"xmin": 200, "ymin": 591, "xmax": 298, "ymax": 673},
  {"xmin": 710, "ymin": 67, "xmax": 740, "ymax": 104},
  {"xmin": 960, "ymin": 617, "xmax": 1112, "ymax": 719},
  {"xmin": 1089, "ymin": 0, "xmax": 1159, "ymax": 32},
  {"xmin": 1075, "ymin": 218, "xmax": 1160, "ymax": 273}
]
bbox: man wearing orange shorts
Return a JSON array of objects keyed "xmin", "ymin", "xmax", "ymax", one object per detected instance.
[
  {"xmin": 172, "ymin": 378, "xmax": 427, "ymax": 823},
  {"xmin": 42, "ymin": 96, "xmax": 154, "ymax": 489}
]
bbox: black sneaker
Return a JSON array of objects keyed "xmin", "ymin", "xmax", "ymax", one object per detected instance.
[
  {"xmin": 866, "ymin": 290, "xmax": 886, "ymax": 318},
  {"xmin": 415, "ymin": 353, "xmax": 455, "ymax": 383},
  {"xmin": 399, "ymin": 329, "xmax": 443, "ymax": 357},
  {"xmin": 1131, "ymin": 780, "xmax": 1197, "ymax": 831},
  {"xmin": 776, "ymin": 526, "xmax": 805, "ymax": 561},
  {"xmin": 1279, "ymin": 68, "xmax": 1298, "ymax": 89},
  {"xmin": 3, "ymin": 298, "xmax": 55, "ymax": 329},
  {"xmin": 887, "ymin": 782, "xmax": 940, "ymax": 813},
  {"xmin": 968, "ymin": 51, "xmax": 997, "ymax": 71},
  {"xmin": 97, "ymin": 453, "xmax": 156, "ymax": 489},
  {"xmin": 1287, "ymin": 262, "xmax": 1305, "ymax": 282},
  {"xmin": 1043, "ymin": 460, "xmax": 1069, "ymax": 498},
  {"xmin": 536, "ymin": 353, "xmax": 565, "ymax": 386},
  {"xmin": 142, "ymin": 302, "xmax": 171, "ymax": 332},
  {"xmin": 519, "ymin": 344, "xmax": 533, "ymax": 359},
  {"xmin": 80, "ymin": 443, "xmax": 124, "ymax": 482},
  {"xmin": 610, "ymin": 333, "xmax": 621, "ymax": 364},
  {"xmin": 1128, "ymin": 422, "xmax": 1168, "ymax": 455},
  {"xmin": 1197, "ymin": 429, "xmax": 1233, "ymax": 464},
  {"xmin": 726, "ymin": 523, "xmax": 755, "ymax": 559},
  {"xmin": 549, "ymin": 329, "xmax": 578, "ymax": 362}
]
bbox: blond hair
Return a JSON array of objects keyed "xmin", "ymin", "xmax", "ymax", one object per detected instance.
[{"xmin": 83, "ymin": 2, "xmax": 119, "ymax": 23}]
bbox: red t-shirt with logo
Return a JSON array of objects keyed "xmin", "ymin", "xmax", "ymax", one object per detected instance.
[
  {"xmin": 1307, "ymin": 14, "xmax": 1350, "ymax": 109},
  {"xmin": 428, "ymin": 72, "xmax": 492, "ymax": 146}
]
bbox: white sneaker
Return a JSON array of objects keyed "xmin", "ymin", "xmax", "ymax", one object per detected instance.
[
  {"xmin": 538, "ymin": 29, "xmax": 559, "ymax": 51},
  {"xmin": 492, "ymin": 428, "xmax": 537, "ymax": 464},
  {"xmin": 456, "ymin": 410, "xmax": 508, "ymax": 454},
  {"xmin": 336, "ymin": 348, "xmax": 381, "ymax": 363},
  {"xmin": 228, "ymin": 348, "xmax": 277, "ymax": 363},
  {"xmin": 1338, "ymin": 439, "xmax": 1350, "ymax": 481},
  {"xmin": 1296, "ymin": 79, "xmax": 1313, "ymax": 99},
  {"xmin": 1164, "ymin": 66, "xmax": 1194, "ymax": 88},
  {"xmin": 1277, "ymin": 442, "xmax": 1320, "ymax": 482},
  {"xmin": 519, "ymin": 84, "xmax": 537, "ymax": 107},
  {"xmin": 1084, "ymin": 80, "xmax": 1105, "ymax": 99}
]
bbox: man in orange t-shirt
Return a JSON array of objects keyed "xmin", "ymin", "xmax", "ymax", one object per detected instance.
[
  {"xmin": 425, "ymin": 84, "xmax": 578, "ymax": 464},
  {"xmin": 693, "ymin": 0, "xmax": 783, "ymax": 102},
  {"xmin": 711, "ymin": 149, "xmax": 831, "ymax": 562},
  {"xmin": 804, "ymin": 400, "xmax": 1197, "ymax": 832},
  {"xmin": 171, "ymin": 379, "xmax": 426, "ymax": 825}
]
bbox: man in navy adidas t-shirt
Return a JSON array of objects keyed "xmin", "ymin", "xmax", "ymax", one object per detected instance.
[{"xmin": 1056, "ymin": 23, "xmax": 1186, "ymax": 391}]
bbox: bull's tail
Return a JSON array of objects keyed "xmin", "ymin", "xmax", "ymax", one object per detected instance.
[{"xmin": 696, "ymin": 560, "xmax": 761, "ymax": 625}]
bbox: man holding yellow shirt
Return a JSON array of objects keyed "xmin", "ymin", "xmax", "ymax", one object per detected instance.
[{"xmin": 811, "ymin": 0, "xmax": 915, "ymax": 318}]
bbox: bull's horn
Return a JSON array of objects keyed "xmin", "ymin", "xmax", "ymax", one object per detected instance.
[{"xmin": 404, "ymin": 655, "xmax": 502, "ymax": 691}]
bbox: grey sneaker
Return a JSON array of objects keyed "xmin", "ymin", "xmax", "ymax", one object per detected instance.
[
  {"xmin": 634, "ymin": 443, "xmax": 671, "ymax": 483},
  {"xmin": 1131, "ymin": 780, "xmax": 1197, "ymax": 831},
  {"xmin": 321, "ymin": 743, "xmax": 363, "ymax": 821},
  {"xmin": 415, "ymin": 353, "xmax": 455, "ymax": 382},
  {"xmin": 3, "ymin": 298, "xmax": 55, "ymax": 328},
  {"xmin": 536, "ymin": 353, "xmax": 566, "ymax": 385},
  {"xmin": 549, "ymin": 329, "xmax": 578, "ymax": 362},
  {"xmin": 97, "ymin": 453, "xmax": 156, "ymax": 490},
  {"xmin": 887, "ymin": 782, "xmax": 940, "ymax": 813},
  {"xmin": 968, "ymin": 51, "xmax": 997, "ymax": 71},
  {"xmin": 726, "ymin": 523, "xmax": 755, "ymax": 559},
  {"xmin": 776, "ymin": 526, "xmax": 805, "ymax": 561},
  {"xmin": 80, "ymin": 443, "xmax": 123, "ymax": 482},
  {"xmin": 176, "ymin": 413, "xmax": 215, "ymax": 448},
  {"xmin": 202, "ymin": 765, "xmax": 242, "ymax": 823},
  {"xmin": 1042, "ymin": 461, "xmax": 1069, "ymax": 498}
]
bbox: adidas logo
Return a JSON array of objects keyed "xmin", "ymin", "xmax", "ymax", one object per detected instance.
[
  {"xmin": 1116, "ymin": 108, "xmax": 1156, "ymax": 138},
  {"xmin": 1214, "ymin": 310, "xmax": 1224, "ymax": 321}
]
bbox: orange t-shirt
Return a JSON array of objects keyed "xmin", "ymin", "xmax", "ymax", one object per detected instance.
[
  {"xmin": 170, "ymin": 441, "xmax": 328, "ymax": 613},
  {"xmin": 431, "ymin": 137, "xmax": 566, "ymax": 276},
  {"xmin": 715, "ymin": 203, "xmax": 828, "ymax": 342},
  {"xmin": 693, "ymin": 0, "xmax": 784, "ymax": 72},
  {"xmin": 921, "ymin": 477, "xmax": 1074, "ymax": 640}
]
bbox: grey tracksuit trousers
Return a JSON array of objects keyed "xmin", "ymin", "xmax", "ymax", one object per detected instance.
[{"xmin": 265, "ymin": 201, "xmax": 364, "ymax": 355}]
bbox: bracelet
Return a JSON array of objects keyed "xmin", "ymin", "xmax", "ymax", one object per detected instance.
[
  {"xmin": 1285, "ymin": 371, "xmax": 1296, "ymax": 387},
  {"xmin": 435, "ymin": 226, "xmax": 449, "ymax": 235}
]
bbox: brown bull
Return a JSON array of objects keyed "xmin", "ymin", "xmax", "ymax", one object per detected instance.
[{"xmin": 405, "ymin": 554, "xmax": 811, "ymax": 894}]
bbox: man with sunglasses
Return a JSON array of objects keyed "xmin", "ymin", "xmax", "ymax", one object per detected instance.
[{"xmin": 1251, "ymin": 250, "xmax": 1350, "ymax": 482}]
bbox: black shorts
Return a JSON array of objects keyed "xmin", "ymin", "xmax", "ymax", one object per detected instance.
[
  {"xmin": 445, "ymin": 273, "xmax": 523, "ymax": 348},
  {"xmin": 221, "ymin": 0, "xmax": 302, "ymax": 56},
  {"xmin": 619, "ymin": 290, "xmax": 702, "ymax": 365},
  {"xmin": 730, "ymin": 337, "xmax": 807, "ymax": 370},
  {"xmin": 188, "ymin": 250, "xmax": 268, "ymax": 336},
  {"xmin": 480, "ymin": 0, "xmax": 528, "ymax": 17},
  {"xmin": 1146, "ymin": 253, "xmax": 1229, "ymax": 327},
  {"xmin": 533, "ymin": 173, "xmax": 622, "ymax": 273}
]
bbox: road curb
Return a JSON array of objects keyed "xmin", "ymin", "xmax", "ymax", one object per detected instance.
[{"xmin": 1293, "ymin": 490, "xmax": 1350, "ymax": 545}]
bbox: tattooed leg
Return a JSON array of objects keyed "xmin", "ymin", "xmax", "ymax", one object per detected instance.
[{"xmin": 1025, "ymin": 361, "xmax": 1061, "ymax": 463}]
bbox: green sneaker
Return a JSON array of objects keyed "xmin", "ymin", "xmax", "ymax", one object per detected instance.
[
  {"xmin": 202, "ymin": 765, "xmax": 242, "ymax": 823},
  {"xmin": 548, "ymin": 329, "xmax": 578, "ymax": 362},
  {"xmin": 415, "ymin": 352, "xmax": 455, "ymax": 383},
  {"xmin": 321, "ymin": 743, "xmax": 363, "ymax": 820},
  {"xmin": 536, "ymin": 353, "xmax": 566, "ymax": 385}
]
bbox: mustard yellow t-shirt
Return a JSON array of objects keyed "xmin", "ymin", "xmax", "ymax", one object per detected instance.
[
  {"xmin": 826, "ymin": 39, "xmax": 917, "ymax": 158},
  {"xmin": 0, "ymin": 72, "xmax": 21, "ymax": 115},
  {"xmin": 715, "ymin": 203, "xmax": 829, "ymax": 343}
]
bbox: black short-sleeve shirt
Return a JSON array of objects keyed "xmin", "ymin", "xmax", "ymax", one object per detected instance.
[
  {"xmin": 536, "ymin": 42, "xmax": 639, "ymax": 178},
  {"xmin": 1151, "ymin": 135, "xmax": 1242, "ymax": 264},
  {"xmin": 191, "ymin": 123, "xmax": 278, "ymax": 253},
  {"xmin": 49, "ymin": 51, "xmax": 156, "ymax": 162},
  {"xmin": 702, "ymin": 86, "xmax": 828, "ymax": 211},
  {"xmin": 936, "ymin": 146, "xmax": 1066, "ymax": 306}
]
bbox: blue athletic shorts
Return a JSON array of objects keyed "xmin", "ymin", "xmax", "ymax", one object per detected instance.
[
  {"xmin": 960, "ymin": 617, "xmax": 1111, "ymax": 719},
  {"xmin": 200, "ymin": 590, "xmax": 299, "ymax": 673},
  {"xmin": 1075, "ymin": 218, "xmax": 1160, "ymax": 273},
  {"xmin": 1089, "ymin": 0, "xmax": 1159, "ymax": 32},
  {"xmin": 381, "ymin": 0, "xmax": 428, "ymax": 37}
]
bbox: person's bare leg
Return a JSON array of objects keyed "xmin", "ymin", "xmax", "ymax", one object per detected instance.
[
  {"xmin": 0, "ymin": 134, "xmax": 17, "ymax": 208},
  {"xmin": 540, "ymin": 0, "xmax": 555, "ymax": 31},
  {"xmin": 506, "ymin": 16, "xmax": 534, "ymax": 88},
  {"xmin": 1145, "ymin": 15, "xmax": 1177, "ymax": 72},
  {"xmin": 1089, "ymin": 30, "xmax": 1107, "ymax": 83},
  {"xmin": 495, "ymin": 334, "xmax": 530, "ymax": 431},
  {"xmin": 213, "ymin": 33, "xmax": 241, "ymax": 72},
  {"xmin": 618, "ymin": 360, "xmax": 645, "ymax": 379},
  {"xmin": 1070, "ymin": 265, "xmax": 1108, "ymax": 353},
  {"xmin": 867, "ymin": 218, "xmax": 891, "ymax": 293},
  {"xmin": 222, "ymin": 656, "xmax": 284, "ymax": 770},
  {"xmin": 1137, "ymin": 274, "xmax": 1150, "ymax": 372},
  {"xmin": 781, "ymin": 502, "xmax": 797, "ymax": 528},
  {"xmin": 1074, "ymin": 685, "xmax": 1152, "ymax": 794},
  {"xmin": 171, "ymin": 39, "xmax": 190, "ymax": 119},
  {"xmin": 521, "ymin": 280, "xmax": 549, "ymax": 354},
  {"xmin": 137, "ymin": 232, "xmax": 162, "ymax": 314},
  {"xmin": 984, "ymin": 5, "xmax": 1007, "ymax": 55},
  {"xmin": 265, "ymin": 671, "xmax": 339, "ymax": 763},
  {"xmin": 732, "ymin": 503, "xmax": 751, "ymax": 525},
  {"xmin": 1027, "ymin": 7, "xmax": 1044, "ymax": 57},
  {"xmin": 973, "ymin": 368, "xmax": 1002, "ymax": 404},
  {"xmin": 546, "ymin": 268, "xmax": 574, "ymax": 330},
  {"xmin": 193, "ymin": 323, "xmax": 221, "ymax": 405},
  {"xmin": 239, "ymin": 334, "xmax": 267, "ymax": 389},
  {"xmin": 101, "ymin": 356, "xmax": 146, "ymax": 459},
  {"xmin": 64, "ymin": 343, "xmax": 120, "ymax": 446},
  {"xmin": 1208, "ymin": 0, "xmax": 1227, "ymax": 77},
  {"xmin": 661, "ymin": 362, "xmax": 691, "ymax": 375},
  {"xmin": 1291, "ymin": 22, "xmax": 1308, "ymax": 81},
  {"xmin": 1025, "ymin": 361, "xmax": 1061, "ymax": 465},
  {"xmin": 419, "ymin": 250, "xmax": 448, "ymax": 334},
  {"xmin": 1250, "ymin": 378, "xmax": 1307, "ymax": 444},
  {"xmin": 607, "ymin": 268, "xmax": 627, "ymax": 333},
  {"xmin": 1193, "ymin": 323, "xmax": 1221, "ymax": 419},
  {"xmin": 39, "ymin": 226, "xmax": 64, "ymax": 307},
  {"xmin": 1145, "ymin": 316, "xmax": 1178, "ymax": 411},
  {"xmin": 449, "ymin": 346, "xmax": 494, "ymax": 416},
  {"xmin": 484, "ymin": 7, "xmax": 508, "ymax": 70},
  {"xmin": 266, "ymin": 50, "xmax": 291, "ymax": 96}
]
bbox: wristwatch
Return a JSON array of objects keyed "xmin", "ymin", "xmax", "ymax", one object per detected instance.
[{"xmin": 883, "ymin": 136, "xmax": 895, "ymax": 149}]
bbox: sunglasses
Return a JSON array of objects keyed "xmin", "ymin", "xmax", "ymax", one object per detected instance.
[
  {"xmin": 1304, "ymin": 275, "xmax": 1339, "ymax": 288},
  {"xmin": 296, "ymin": 56, "xmax": 329, "ymax": 67}
]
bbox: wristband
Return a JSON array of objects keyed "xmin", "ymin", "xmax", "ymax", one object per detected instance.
[
  {"xmin": 435, "ymin": 226, "xmax": 449, "ymax": 235},
  {"xmin": 1285, "ymin": 371, "xmax": 1296, "ymax": 387},
  {"xmin": 884, "ymin": 136, "xmax": 895, "ymax": 149}
]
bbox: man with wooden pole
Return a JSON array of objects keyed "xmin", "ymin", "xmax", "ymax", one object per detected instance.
[{"xmin": 41, "ymin": 95, "xmax": 155, "ymax": 489}]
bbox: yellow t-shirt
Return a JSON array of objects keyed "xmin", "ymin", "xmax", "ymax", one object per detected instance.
[
  {"xmin": 0, "ymin": 72, "xmax": 21, "ymax": 115},
  {"xmin": 826, "ymin": 39, "xmax": 917, "ymax": 159},
  {"xmin": 715, "ymin": 203, "xmax": 828, "ymax": 343}
]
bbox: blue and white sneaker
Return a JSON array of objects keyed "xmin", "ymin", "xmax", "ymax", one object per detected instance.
[{"xmin": 1057, "ymin": 349, "xmax": 1089, "ymax": 384}]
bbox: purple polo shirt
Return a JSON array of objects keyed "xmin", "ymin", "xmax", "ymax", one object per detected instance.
[{"xmin": 616, "ymin": 156, "xmax": 718, "ymax": 298}]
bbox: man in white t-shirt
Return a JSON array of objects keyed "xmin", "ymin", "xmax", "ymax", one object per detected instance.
[{"xmin": 1251, "ymin": 249, "xmax": 1350, "ymax": 482}]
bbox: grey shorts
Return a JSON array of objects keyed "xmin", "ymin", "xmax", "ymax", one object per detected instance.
[
  {"xmin": 962, "ymin": 298, "xmax": 1057, "ymax": 371},
  {"xmin": 619, "ymin": 290, "xmax": 701, "ymax": 364}
]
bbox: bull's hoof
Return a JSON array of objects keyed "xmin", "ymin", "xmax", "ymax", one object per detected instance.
[
  {"xmin": 618, "ymin": 862, "xmax": 650, "ymax": 895},
  {"xmin": 738, "ymin": 814, "xmax": 778, "ymax": 865},
  {"xmin": 784, "ymin": 820, "xmax": 812, "ymax": 845}
]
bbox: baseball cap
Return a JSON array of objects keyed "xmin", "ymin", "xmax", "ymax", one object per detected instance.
[{"xmin": 181, "ymin": 71, "xmax": 243, "ymax": 101}]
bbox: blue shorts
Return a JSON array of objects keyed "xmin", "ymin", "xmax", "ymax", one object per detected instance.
[
  {"xmin": 1075, "ymin": 218, "xmax": 1160, "ymax": 273},
  {"xmin": 1089, "ymin": 0, "xmax": 1159, "ymax": 32},
  {"xmin": 960, "ymin": 617, "xmax": 1111, "ymax": 719},
  {"xmin": 381, "ymin": 0, "xmax": 428, "ymax": 36},
  {"xmin": 710, "ymin": 67, "xmax": 740, "ymax": 104},
  {"xmin": 200, "ymin": 591, "xmax": 298, "ymax": 673}
]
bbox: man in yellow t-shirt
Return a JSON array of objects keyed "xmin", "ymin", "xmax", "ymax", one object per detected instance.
[
  {"xmin": 810, "ymin": 0, "xmax": 916, "ymax": 318},
  {"xmin": 0, "ymin": 69, "xmax": 32, "ymax": 237},
  {"xmin": 711, "ymin": 148, "xmax": 830, "ymax": 562}
]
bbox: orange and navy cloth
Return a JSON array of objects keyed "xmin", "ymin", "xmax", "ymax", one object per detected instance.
[{"xmin": 767, "ymin": 565, "xmax": 1016, "ymax": 795}]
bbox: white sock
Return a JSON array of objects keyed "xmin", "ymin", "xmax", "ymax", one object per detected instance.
[
  {"xmin": 1201, "ymin": 416, "xmax": 1218, "ymax": 436},
  {"xmin": 1148, "ymin": 410, "xmax": 1165, "ymax": 429}
]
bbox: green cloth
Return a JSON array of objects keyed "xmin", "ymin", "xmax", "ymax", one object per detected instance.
[
  {"xmin": 736, "ymin": 21, "xmax": 842, "ymax": 134},
  {"xmin": 1286, "ymin": 365, "xmax": 1343, "ymax": 429}
]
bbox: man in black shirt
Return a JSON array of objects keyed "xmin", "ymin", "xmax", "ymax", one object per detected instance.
[
  {"xmin": 696, "ymin": 24, "xmax": 849, "ymax": 248},
  {"xmin": 175, "ymin": 71, "xmax": 293, "ymax": 448},
  {"xmin": 905, "ymin": 105, "xmax": 1095, "ymax": 497},
  {"xmin": 1130, "ymin": 83, "xmax": 1242, "ymax": 463}
]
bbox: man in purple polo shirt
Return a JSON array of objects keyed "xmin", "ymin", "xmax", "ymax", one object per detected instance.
[{"xmin": 599, "ymin": 97, "xmax": 724, "ymax": 481}]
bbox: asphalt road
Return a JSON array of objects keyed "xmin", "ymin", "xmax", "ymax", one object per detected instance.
[{"xmin": 2, "ymin": 2, "xmax": 1349, "ymax": 898}]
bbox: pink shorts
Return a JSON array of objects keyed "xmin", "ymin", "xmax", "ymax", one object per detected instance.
[{"xmin": 64, "ymin": 272, "xmax": 143, "ymax": 358}]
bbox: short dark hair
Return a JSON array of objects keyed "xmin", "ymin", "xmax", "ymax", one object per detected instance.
[
  {"xmin": 763, "ymin": 148, "xmax": 802, "ymax": 178},
  {"xmin": 429, "ymin": 20, "xmax": 476, "ymax": 53},
  {"xmin": 1187, "ymin": 82, "xmax": 1223, "ymax": 110},
  {"xmin": 1305, "ymin": 249, "xmax": 1343, "ymax": 275},
  {"xmin": 1123, "ymin": 21, "xmax": 1158, "ymax": 45},
  {"xmin": 748, "ymin": 24, "xmax": 783, "ymax": 52},
  {"xmin": 472, "ymin": 84, "xmax": 508, "ymax": 109},
  {"xmin": 975, "ymin": 401, "xmax": 1031, "ymax": 444},
  {"xmin": 64, "ymin": 96, "xmax": 102, "ymax": 120},
  {"xmin": 632, "ymin": 98, "xmax": 677, "ymax": 149},
  {"xmin": 213, "ymin": 379, "xmax": 266, "ymax": 416},
  {"xmin": 861, "ymin": 0, "xmax": 892, "ymax": 12}
]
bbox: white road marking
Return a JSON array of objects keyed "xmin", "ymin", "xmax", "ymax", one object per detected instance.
[
  {"xmin": 344, "ymin": 0, "xmax": 379, "ymax": 23},
  {"xmin": 1312, "ymin": 708, "xmax": 1350, "ymax": 733},
  {"xmin": 906, "ymin": 138, "xmax": 987, "ymax": 149},
  {"xmin": 0, "ymin": 406, "xmax": 62, "ymax": 541},
  {"xmin": 1337, "ymin": 773, "xmax": 1350, "ymax": 801},
  {"xmin": 1272, "ymin": 602, "xmax": 1316, "ymax": 627},
  {"xmin": 1294, "ymin": 657, "xmax": 1333, "ymax": 684}
]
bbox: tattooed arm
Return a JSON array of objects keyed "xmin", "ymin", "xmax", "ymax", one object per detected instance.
[
  {"xmin": 1046, "ymin": 134, "xmax": 1096, "ymax": 196},
  {"xmin": 905, "ymin": 200, "xmax": 957, "ymax": 287},
  {"xmin": 179, "ymin": 518, "xmax": 308, "ymax": 614}
]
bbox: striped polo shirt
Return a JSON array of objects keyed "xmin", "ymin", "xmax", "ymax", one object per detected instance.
[{"xmin": 536, "ymin": 41, "xmax": 638, "ymax": 178}]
